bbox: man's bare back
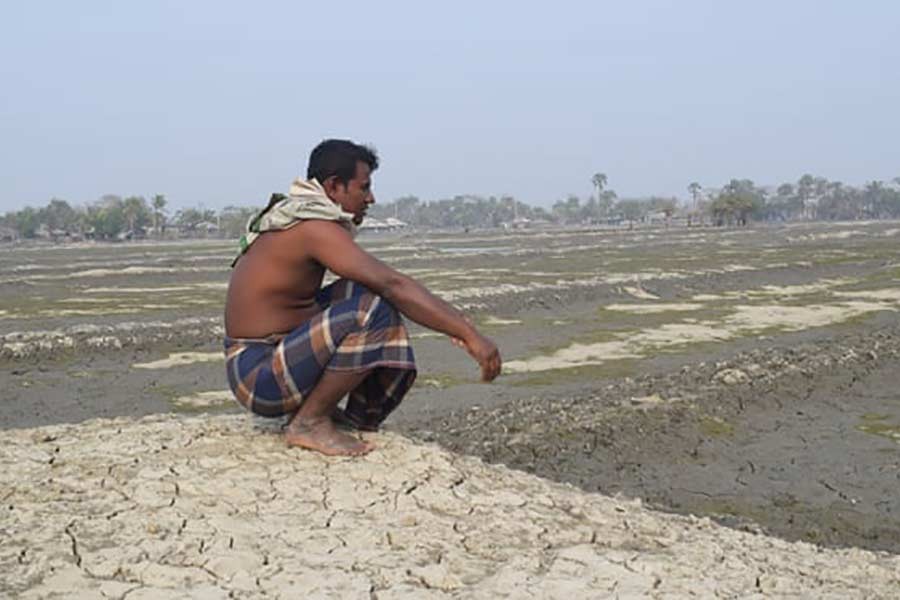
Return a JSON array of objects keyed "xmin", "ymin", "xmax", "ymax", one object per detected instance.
[{"xmin": 225, "ymin": 223, "xmax": 342, "ymax": 339}]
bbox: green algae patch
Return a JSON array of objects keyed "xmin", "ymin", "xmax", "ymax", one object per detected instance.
[
  {"xmin": 149, "ymin": 383, "xmax": 183, "ymax": 402},
  {"xmin": 594, "ymin": 307, "xmax": 702, "ymax": 328},
  {"xmin": 860, "ymin": 413, "xmax": 891, "ymax": 422},
  {"xmin": 697, "ymin": 498, "xmax": 773, "ymax": 527},
  {"xmin": 477, "ymin": 314, "xmax": 533, "ymax": 330},
  {"xmin": 699, "ymin": 415, "xmax": 735, "ymax": 437},
  {"xmin": 856, "ymin": 414, "xmax": 900, "ymax": 443},
  {"xmin": 692, "ymin": 496, "xmax": 868, "ymax": 546},
  {"xmin": 566, "ymin": 327, "xmax": 623, "ymax": 347},
  {"xmin": 418, "ymin": 372, "xmax": 466, "ymax": 389},
  {"xmin": 169, "ymin": 401, "xmax": 227, "ymax": 414},
  {"xmin": 151, "ymin": 384, "xmax": 236, "ymax": 414},
  {"xmin": 508, "ymin": 359, "xmax": 641, "ymax": 388},
  {"xmin": 170, "ymin": 391, "xmax": 236, "ymax": 413}
]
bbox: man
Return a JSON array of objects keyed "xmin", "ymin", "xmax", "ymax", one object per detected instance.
[{"xmin": 225, "ymin": 139, "xmax": 501, "ymax": 457}]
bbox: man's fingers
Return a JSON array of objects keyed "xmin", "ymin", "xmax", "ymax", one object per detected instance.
[
  {"xmin": 462, "ymin": 335, "xmax": 501, "ymax": 382},
  {"xmin": 479, "ymin": 357, "xmax": 492, "ymax": 382},
  {"xmin": 480, "ymin": 354, "xmax": 501, "ymax": 382}
]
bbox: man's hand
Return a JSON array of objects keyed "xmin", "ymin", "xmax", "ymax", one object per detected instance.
[{"xmin": 453, "ymin": 331, "xmax": 502, "ymax": 382}]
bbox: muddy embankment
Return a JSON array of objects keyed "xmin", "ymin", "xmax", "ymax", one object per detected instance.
[{"xmin": 411, "ymin": 320, "xmax": 900, "ymax": 553}]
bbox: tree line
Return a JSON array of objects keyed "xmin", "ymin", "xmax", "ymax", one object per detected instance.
[
  {"xmin": 701, "ymin": 175, "xmax": 900, "ymax": 226},
  {"xmin": 371, "ymin": 174, "xmax": 900, "ymax": 229},
  {"xmin": 555, "ymin": 173, "xmax": 900, "ymax": 228},
  {"xmin": 368, "ymin": 195, "xmax": 553, "ymax": 229},
  {"xmin": 0, "ymin": 195, "xmax": 257, "ymax": 241},
  {"xmin": 3, "ymin": 173, "xmax": 899, "ymax": 241}
]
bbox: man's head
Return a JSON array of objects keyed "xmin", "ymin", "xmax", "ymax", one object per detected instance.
[{"xmin": 307, "ymin": 139, "xmax": 378, "ymax": 225}]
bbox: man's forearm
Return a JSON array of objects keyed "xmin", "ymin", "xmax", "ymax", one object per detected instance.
[{"xmin": 381, "ymin": 276, "xmax": 477, "ymax": 341}]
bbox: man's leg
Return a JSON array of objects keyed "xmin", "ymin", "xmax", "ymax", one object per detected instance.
[{"xmin": 285, "ymin": 369, "xmax": 373, "ymax": 456}]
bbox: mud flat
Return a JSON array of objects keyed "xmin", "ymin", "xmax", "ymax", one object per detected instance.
[
  {"xmin": 2, "ymin": 220, "xmax": 900, "ymax": 591},
  {"xmin": 421, "ymin": 319, "xmax": 900, "ymax": 553},
  {"xmin": 3, "ymin": 414, "xmax": 900, "ymax": 598}
]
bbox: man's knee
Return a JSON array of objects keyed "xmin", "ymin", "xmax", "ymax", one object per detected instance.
[
  {"xmin": 349, "ymin": 280, "xmax": 376, "ymax": 300},
  {"xmin": 359, "ymin": 292, "xmax": 400, "ymax": 328},
  {"xmin": 330, "ymin": 278, "xmax": 376, "ymax": 303},
  {"xmin": 327, "ymin": 280, "xmax": 399, "ymax": 328}
]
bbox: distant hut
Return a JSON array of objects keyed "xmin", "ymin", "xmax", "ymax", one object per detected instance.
[
  {"xmin": 359, "ymin": 217, "xmax": 408, "ymax": 232},
  {"xmin": 0, "ymin": 225, "xmax": 18, "ymax": 243},
  {"xmin": 35, "ymin": 224, "xmax": 52, "ymax": 240},
  {"xmin": 197, "ymin": 221, "xmax": 219, "ymax": 232},
  {"xmin": 383, "ymin": 217, "xmax": 408, "ymax": 230}
]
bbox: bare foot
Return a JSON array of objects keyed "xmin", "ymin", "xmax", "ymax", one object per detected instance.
[
  {"xmin": 330, "ymin": 407, "xmax": 382, "ymax": 432},
  {"xmin": 330, "ymin": 407, "xmax": 358, "ymax": 431},
  {"xmin": 285, "ymin": 416, "xmax": 374, "ymax": 456}
]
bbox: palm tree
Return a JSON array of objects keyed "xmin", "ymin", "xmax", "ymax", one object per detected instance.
[
  {"xmin": 688, "ymin": 182, "xmax": 702, "ymax": 210},
  {"xmin": 122, "ymin": 196, "xmax": 146, "ymax": 235},
  {"xmin": 591, "ymin": 173, "xmax": 608, "ymax": 221},
  {"xmin": 797, "ymin": 174, "xmax": 816, "ymax": 219},
  {"xmin": 151, "ymin": 194, "xmax": 167, "ymax": 238},
  {"xmin": 863, "ymin": 181, "xmax": 885, "ymax": 218}
]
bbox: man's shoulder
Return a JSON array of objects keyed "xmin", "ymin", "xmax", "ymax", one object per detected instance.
[
  {"xmin": 268, "ymin": 220, "xmax": 361, "ymax": 263},
  {"xmin": 287, "ymin": 219, "xmax": 357, "ymax": 246}
]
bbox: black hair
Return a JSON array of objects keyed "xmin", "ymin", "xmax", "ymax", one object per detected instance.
[{"xmin": 306, "ymin": 139, "xmax": 379, "ymax": 185}]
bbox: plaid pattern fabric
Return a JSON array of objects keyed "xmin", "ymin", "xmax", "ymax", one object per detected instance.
[{"xmin": 225, "ymin": 279, "xmax": 417, "ymax": 430}]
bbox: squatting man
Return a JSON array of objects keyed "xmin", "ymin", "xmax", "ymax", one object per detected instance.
[{"xmin": 225, "ymin": 139, "xmax": 501, "ymax": 456}]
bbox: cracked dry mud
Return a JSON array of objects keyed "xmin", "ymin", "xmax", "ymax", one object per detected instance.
[{"xmin": 3, "ymin": 414, "xmax": 900, "ymax": 599}]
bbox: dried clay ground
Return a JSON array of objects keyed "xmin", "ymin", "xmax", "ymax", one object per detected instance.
[{"xmin": 2, "ymin": 220, "xmax": 900, "ymax": 597}]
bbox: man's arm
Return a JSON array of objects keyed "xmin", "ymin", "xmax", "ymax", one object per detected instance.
[{"xmin": 294, "ymin": 221, "xmax": 501, "ymax": 381}]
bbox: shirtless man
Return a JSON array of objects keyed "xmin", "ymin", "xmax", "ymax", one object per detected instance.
[{"xmin": 225, "ymin": 139, "xmax": 501, "ymax": 456}]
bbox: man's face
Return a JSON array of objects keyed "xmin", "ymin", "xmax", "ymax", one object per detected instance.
[{"xmin": 328, "ymin": 161, "xmax": 375, "ymax": 225}]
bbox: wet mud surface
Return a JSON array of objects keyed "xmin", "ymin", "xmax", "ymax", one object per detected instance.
[
  {"xmin": 2, "ymin": 220, "xmax": 900, "ymax": 556},
  {"xmin": 410, "ymin": 319, "xmax": 900, "ymax": 553}
]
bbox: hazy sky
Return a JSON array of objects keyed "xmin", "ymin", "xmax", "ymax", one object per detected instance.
[{"xmin": 1, "ymin": 1, "xmax": 898, "ymax": 212}]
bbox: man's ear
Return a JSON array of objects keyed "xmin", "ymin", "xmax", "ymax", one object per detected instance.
[{"xmin": 321, "ymin": 176, "xmax": 344, "ymax": 200}]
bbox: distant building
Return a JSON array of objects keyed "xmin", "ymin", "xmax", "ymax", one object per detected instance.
[
  {"xmin": 115, "ymin": 227, "xmax": 149, "ymax": 241},
  {"xmin": 35, "ymin": 224, "xmax": 79, "ymax": 242},
  {"xmin": 359, "ymin": 217, "xmax": 408, "ymax": 231},
  {"xmin": 196, "ymin": 221, "xmax": 220, "ymax": 234},
  {"xmin": 503, "ymin": 217, "xmax": 532, "ymax": 230},
  {"xmin": 645, "ymin": 211, "xmax": 669, "ymax": 225},
  {"xmin": 0, "ymin": 226, "xmax": 18, "ymax": 242},
  {"xmin": 35, "ymin": 224, "xmax": 52, "ymax": 240}
]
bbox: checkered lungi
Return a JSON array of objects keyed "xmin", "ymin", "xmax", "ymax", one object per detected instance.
[{"xmin": 224, "ymin": 279, "xmax": 417, "ymax": 430}]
